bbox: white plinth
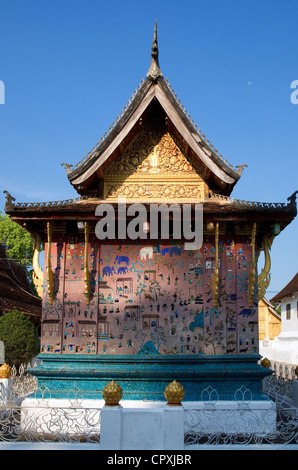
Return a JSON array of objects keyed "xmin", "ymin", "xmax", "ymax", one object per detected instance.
[{"xmin": 100, "ymin": 403, "xmax": 185, "ymax": 450}]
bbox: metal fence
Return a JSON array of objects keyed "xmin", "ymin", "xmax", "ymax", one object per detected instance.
[
  {"xmin": 0, "ymin": 363, "xmax": 298, "ymax": 448},
  {"xmin": 184, "ymin": 407, "xmax": 298, "ymax": 446},
  {"xmin": 0, "ymin": 363, "xmax": 102, "ymax": 444},
  {"xmin": 184, "ymin": 377, "xmax": 298, "ymax": 447}
]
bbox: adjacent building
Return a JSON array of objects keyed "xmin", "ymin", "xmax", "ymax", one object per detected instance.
[
  {"xmin": 258, "ymin": 297, "xmax": 281, "ymax": 342},
  {"xmin": 262, "ymin": 272, "xmax": 298, "ymax": 367}
]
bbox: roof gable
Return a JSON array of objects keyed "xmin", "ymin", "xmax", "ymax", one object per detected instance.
[
  {"xmin": 270, "ymin": 273, "xmax": 298, "ymax": 302},
  {"xmin": 64, "ymin": 22, "xmax": 245, "ymax": 200},
  {"xmin": 66, "ymin": 77, "xmax": 243, "ymax": 198},
  {"xmin": 102, "ymin": 110, "xmax": 206, "ymax": 202}
]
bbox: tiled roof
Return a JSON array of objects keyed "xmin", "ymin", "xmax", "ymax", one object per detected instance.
[
  {"xmin": 270, "ymin": 273, "xmax": 298, "ymax": 302},
  {"xmin": 0, "ymin": 243, "xmax": 41, "ymax": 316}
]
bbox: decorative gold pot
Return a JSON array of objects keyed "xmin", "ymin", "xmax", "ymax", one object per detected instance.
[
  {"xmin": 0, "ymin": 363, "xmax": 12, "ymax": 379},
  {"xmin": 260, "ymin": 358, "xmax": 271, "ymax": 369},
  {"xmin": 164, "ymin": 380, "xmax": 185, "ymax": 406},
  {"xmin": 102, "ymin": 380, "xmax": 123, "ymax": 406}
]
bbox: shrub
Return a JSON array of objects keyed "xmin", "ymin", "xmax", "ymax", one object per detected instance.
[{"xmin": 0, "ymin": 310, "xmax": 39, "ymax": 367}]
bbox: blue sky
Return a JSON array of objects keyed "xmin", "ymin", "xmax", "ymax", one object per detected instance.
[{"xmin": 0, "ymin": 0, "xmax": 297, "ymax": 295}]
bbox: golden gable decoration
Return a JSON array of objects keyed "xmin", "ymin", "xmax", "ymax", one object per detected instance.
[{"xmin": 103, "ymin": 121, "xmax": 206, "ymax": 202}]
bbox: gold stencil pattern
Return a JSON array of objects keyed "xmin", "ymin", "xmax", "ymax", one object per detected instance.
[{"xmin": 104, "ymin": 183, "xmax": 204, "ymax": 201}]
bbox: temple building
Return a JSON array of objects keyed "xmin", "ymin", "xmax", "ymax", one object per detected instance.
[{"xmin": 4, "ymin": 23, "xmax": 297, "ymax": 400}]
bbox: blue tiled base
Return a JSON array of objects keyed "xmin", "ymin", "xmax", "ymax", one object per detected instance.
[{"xmin": 29, "ymin": 354, "xmax": 272, "ymax": 401}]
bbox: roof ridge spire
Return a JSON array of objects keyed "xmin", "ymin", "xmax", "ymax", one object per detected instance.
[{"xmin": 147, "ymin": 19, "xmax": 163, "ymax": 80}]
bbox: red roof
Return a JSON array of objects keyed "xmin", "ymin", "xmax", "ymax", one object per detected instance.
[{"xmin": 270, "ymin": 273, "xmax": 298, "ymax": 303}]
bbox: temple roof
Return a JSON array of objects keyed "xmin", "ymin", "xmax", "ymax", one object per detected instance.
[
  {"xmin": 62, "ymin": 21, "xmax": 246, "ymax": 198},
  {"xmin": 4, "ymin": 190, "xmax": 297, "ymax": 240},
  {"xmin": 3, "ymin": 23, "xmax": 297, "ymax": 239},
  {"xmin": 270, "ymin": 272, "xmax": 298, "ymax": 303},
  {"xmin": 147, "ymin": 20, "xmax": 163, "ymax": 80},
  {"xmin": 0, "ymin": 243, "xmax": 41, "ymax": 318}
]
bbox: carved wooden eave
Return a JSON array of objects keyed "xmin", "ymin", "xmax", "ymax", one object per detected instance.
[
  {"xmin": 5, "ymin": 190, "xmax": 297, "ymax": 236},
  {"xmin": 62, "ymin": 22, "xmax": 244, "ymax": 201}
]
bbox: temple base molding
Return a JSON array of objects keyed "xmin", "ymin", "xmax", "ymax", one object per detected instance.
[{"xmin": 29, "ymin": 353, "xmax": 272, "ymax": 401}]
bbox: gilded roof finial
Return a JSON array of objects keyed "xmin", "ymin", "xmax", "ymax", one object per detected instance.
[{"xmin": 147, "ymin": 19, "xmax": 163, "ymax": 80}]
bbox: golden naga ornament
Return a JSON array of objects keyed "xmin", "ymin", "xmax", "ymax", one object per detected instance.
[
  {"xmin": 164, "ymin": 380, "xmax": 185, "ymax": 406},
  {"xmin": 32, "ymin": 233, "xmax": 44, "ymax": 298},
  {"xmin": 0, "ymin": 363, "xmax": 12, "ymax": 378},
  {"xmin": 257, "ymin": 233, "xmax": 275, "ymax": 301},
  {"xmin": 102, "ymin": 380, "xmax": 123, "ymax": 406}
]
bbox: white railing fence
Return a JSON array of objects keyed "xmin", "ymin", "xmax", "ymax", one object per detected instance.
[
  {"xmin": 0, "ymin": 362, "xmax": 297, "ymax": 448},
  {"xmin": 184, "ymin": 378, "xmax": 298, "ymax": 447}
]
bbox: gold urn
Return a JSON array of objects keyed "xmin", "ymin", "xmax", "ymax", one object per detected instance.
[
  {"xmin": 260, "ymin": 358, "xmax": 271, "ymax": 369},
  {"xmin": 164, "ymin": 380, "xmax": 185, "ymax": 406},
  {"xmin": 102, "ymin": 380, "xmax": 123, "ymax": 406},
  {"xmin": 0, "ymin": 363, "xmax": 12, "ymax": 379}
]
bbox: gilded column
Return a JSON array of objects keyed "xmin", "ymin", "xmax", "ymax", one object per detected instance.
[
  {"xmin": 248, "ymin": 223, "xmax": 257, "ymax": 307},
  {"xmin": 84, "ymin": 221, "xmax": 90, "ymax": 305},
  {"xmin": 213, "ymin": 222, "xmax": 219, "ymax": 307},
  {"xmin": 47, "ymin": 222, "xmax": 54, "ymax": 305}
]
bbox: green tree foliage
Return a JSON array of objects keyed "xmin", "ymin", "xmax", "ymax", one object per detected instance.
[
  {"xmin": 0, "ymin": 211, "xmax": 33, "ymax": 266},
  {"xmin": 0, "ymin": 310, "xmax": 39, "ymax": 366},
  {"xmin": 0, "ymin": 211, "xmax": 37, "ymax": 293}
]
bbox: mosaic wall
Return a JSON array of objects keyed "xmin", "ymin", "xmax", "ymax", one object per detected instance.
[{"xmin": 41, "ymin": 234, "xmax": 258, "ymax": 356}]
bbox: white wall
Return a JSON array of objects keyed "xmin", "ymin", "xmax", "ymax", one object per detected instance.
[
  {"xmin": 280, "ymin": 292, "xmax": 298, "ymax": 335},
  {"xmin": 260, "ymin": 291, "xmax": 298, "ymax": 367}
]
